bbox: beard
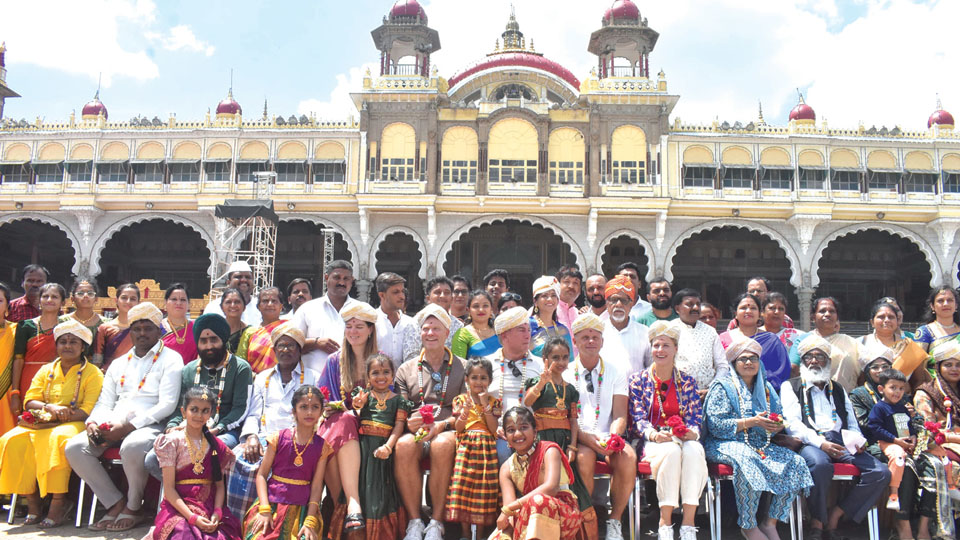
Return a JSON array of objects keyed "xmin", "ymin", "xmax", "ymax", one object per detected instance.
[
  {"xmin": 199, "ymin": 346, "xmax": 226, "ymax": 366},
  {"xmin": 800, "ymin": 362, "xmax": 832, "ymax": 384},
  {"xmin": 587, "ymin": 295, "xmax": 606, "ymax": 309},
  {"xmin": 651, "ymin": 298, "xmax": 671, "ymax": 310},
  {"xmin": 610, "ymin": 307, "xmax": 629, "ymax": 324}
]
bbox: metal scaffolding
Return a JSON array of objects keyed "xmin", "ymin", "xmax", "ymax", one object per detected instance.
[
  {"xmin": 209, "ymin": 172, "xmax": 279, "ymax": 298},
  {"xmin": 321, "ymin": 228, "xmax": 336, "ymax": 295}
]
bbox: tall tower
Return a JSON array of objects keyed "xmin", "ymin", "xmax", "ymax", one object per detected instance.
[
  {"xmin": 0, "ymin": 42, "xmax": 22, "ymax": 120},
  {"xmin": 371, "ymin": 0, "xmax": 441, "ymax": 77},
  {"xmin": 587, "ymin": 0, "xmax": 659, "ymax": 78}
]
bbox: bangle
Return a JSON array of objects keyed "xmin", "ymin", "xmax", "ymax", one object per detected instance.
[
  {"xmin": 258, "ymin": 504, "xmax": 272, "ymax": 515},
  {"xmin": 9, "ymin": 389, "xmax": 19, "ymax": 396},
  {"xmin": 188, "ymin": 514, "xmax": 199, "ymax": 526},
  {"xmin": 303, "ymin": 516, "xmax": 321, "ymax": 531},
  {"xmin": 501, "ymin": 505, "xmax": 515, "ymax": 517},
  {"xmin": 308, "ymin": 501, "xmax": 320, "ymax": 508}
]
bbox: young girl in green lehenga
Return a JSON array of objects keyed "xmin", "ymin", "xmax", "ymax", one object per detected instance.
[
  {"xmin": 523, "ymin": 337, "xmax": 598, "ymax": 540},
  {"xmin": 329, "ymin": 353, "xmax": 411, "ymax": 540}
]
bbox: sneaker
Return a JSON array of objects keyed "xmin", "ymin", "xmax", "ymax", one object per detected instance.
[
  {"xmin": 680, "ymin": 525, "xmax": 698, "ymax": 540},
  {"xmin": 658, "ymin": 524, "xmax": 674, "ymax": 540},
  {"xmin": 605, "ymin": 519, "xmax": 623, "ymax": 540},
  {"xmin": 404, "ymin": 519, "xmax": 425, "ymax": 540},
  {"xmin": 424, "ymin": 519, "xmax": 444, "ymax": 540},
  {"xmin": 886, "ymin": 495, "xmax": 900, "ymax": 511}
]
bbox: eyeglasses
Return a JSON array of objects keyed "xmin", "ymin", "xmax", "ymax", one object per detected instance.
[
  {"xmin": 501, "ymin": 293, "xmax": 522, "ymax": 303},
  {"xmin": 453, "ymin": 289, "xmax": 469, "ymax": 297},
  {"xmin": 507, "ymin": 360, "xmax": 522, "ymax": 379},
  {"xmin": 735, "ymin": 355, "xmax": 759, "ymax": 364},
  {"xmin": 431, "ymin": 371, "xmax": 442, "ymax": 393},
  {"xmin": 74, "ymin": 291, "xmax": 97, "ymax": 297},
  {"xmin": 607, "ymin": 296, "xmax": 631, "ymax": 305},
  {"xmin": 802, "ymin": 353, "xmax": 829, "ymax": 364},
  {"xmin": 275, "ymin": 343, "xmax": 298, "ymax": 352},
  {"xmin": 584, "ymin": 370, "xmax": 595, "ymax": 394}
]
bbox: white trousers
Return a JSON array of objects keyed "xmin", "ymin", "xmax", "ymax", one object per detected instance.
[{"xmin": 643, "ymin": 439, "xmax": 707, "ymax": 508}]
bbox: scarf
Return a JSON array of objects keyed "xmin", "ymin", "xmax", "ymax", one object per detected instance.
[
  {"xmin": 917, "ymin": 369, "xmax": 960, "ymax": 422},
  {"xmin": 523, "ymin": 440, "xmax": 576, "ymax": 495}
]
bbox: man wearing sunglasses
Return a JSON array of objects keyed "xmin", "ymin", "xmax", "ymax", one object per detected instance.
[
  {"xmin": 489, "ymin": 306, "xmax": 544, "ymax": 463},
  {"xmin": 566, "ymin": 312, "xmax": 636, "ymax": 540}
]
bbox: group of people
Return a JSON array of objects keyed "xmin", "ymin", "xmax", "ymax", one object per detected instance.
[{"xmin": 0, "ymin": 259, "xmax": 958, "ymax": 540}]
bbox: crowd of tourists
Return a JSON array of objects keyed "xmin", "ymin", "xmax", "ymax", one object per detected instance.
[{"xmin": 0, "ymin": 259, "xmax": 958, "ymax": 540}]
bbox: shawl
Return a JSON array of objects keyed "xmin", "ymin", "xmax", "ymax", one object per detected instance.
[{"xmin": 523, "ymin": 440, "xmax": 576, "ymax": 495}]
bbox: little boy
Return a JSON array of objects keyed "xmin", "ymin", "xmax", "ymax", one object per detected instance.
[{"xmin": 866, "ymin": 368, "xmax": 915, "ymax": 510}]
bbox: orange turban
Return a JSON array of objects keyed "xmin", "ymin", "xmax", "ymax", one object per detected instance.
[{"xmin": 604, "ymin": 275, "xmax": 636, "ymax": 301}]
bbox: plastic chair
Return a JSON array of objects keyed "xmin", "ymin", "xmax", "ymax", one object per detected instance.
[
  {"xmin": 75, "ymin": 447, "xmax": 122, "ymax": 528},
  {"xmin": 790, "ymin": 463, "xmax": 879, "ymax": 540}
]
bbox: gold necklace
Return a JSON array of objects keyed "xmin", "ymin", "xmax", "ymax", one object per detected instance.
[
  {"xmin": 549, "ymin": 375, "xmax": 566, "ymax": 408},
  {"xmin": 73, "ymin": 312, "xmax": 99, "ymax": 326},
  {"xmin": 166, "ymin": 318, "xmax": 188, "ymax": 344},
  {"xmin": 184, "ymin": 434, "xmax": 206, "ymax": 474},
  {"xmin": 371, "ymin": 390, "xmax": 389, "ymax": 411},
  {"xmin": 292, "ymin": 431, "xmax": 312, "ymax": 467}
]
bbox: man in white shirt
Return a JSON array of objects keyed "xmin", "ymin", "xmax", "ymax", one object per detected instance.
[
  {"xmin": 203, "ymin": 260, "xmax": 262, "ymax": 325},
  {"xmin": 565, "ymin": 312, "xmax": 637, "ymax": 540},
  {"xmin": 488, "ymin": 306, "xmax": 544, "ymax": 462},
  {"xmin": 600, "ymin": 275, "xmax": 651, "ymax": 376},
  {"xmin": 781, "ymin": 335, "xmax": 890, "ymax": 540},
  {"xmin": 672, "ymin": 288, "xmax": 727, "ymax": 395},
  {"xmin": 281, "ymin": 277, "xmax": 313, "ymax": 320},
  {"xmin": 65, "ymin": 302, "xmax": 183, "ymax": 531},
  {"xmin": 375, "ymin": 272, "xmax": 416, "ymax": 368},
  {"xmin": 400, "ymin": 276, "xmax": 464, "ymax": 363},
  {"xmin": 292, "ymin": 259, "xmax": 358, "ymax": 373},
  {"xmin": 226, "ymin": 322, "xmax": 320, "ymax": 518}
]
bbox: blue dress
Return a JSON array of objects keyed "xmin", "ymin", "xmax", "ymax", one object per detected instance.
[
  {"xmin": 529, "ymin": 317, "xmax": 573, "ymax": 361},
  {"xmin": 703, "ymin": 369, "xmax": 813, "ymax": 529}
]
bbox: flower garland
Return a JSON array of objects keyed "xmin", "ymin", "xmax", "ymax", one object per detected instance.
[
  {"xmin": 499, "ymin": 355, "xmax": 528, "ymax": 403},
  {"xmin": 733, "ymin": 374, "xmax": 772, "ymax": 459},
  {"xmin": 574, "ymin": 356, "xmax": 604, "ymax": 431},
  {"xmin": 801, "ymin": 379, "xmax": 839, "ymax": 433},
  {"xmin": 43, "ymin": 358, "xmax": 86, "ymax": 409},
  {"xmin": 119, "ymin": 344, "xmax": 163, "ymax": 391},
  {"xmin": 418, "ymin": 349, "xmax": 454, "ymax": 405}
]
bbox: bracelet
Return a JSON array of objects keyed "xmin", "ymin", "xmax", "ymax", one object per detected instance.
[
  {"xmin": 501, "ymin": 505, "xmax": 515, "ymax": 517},
  {"xmin": 9, "ymin": 389, "xmax": 19, "ymax": 396},
  {"xmin": 308, "ymin": 501, "xmax": 320, "ymax": 508},
  {"xmin": 303, "ymin": 516, "xmax": 321, "ymax": 531},
  {"xmin": 258, "ymin": 504, "xmax": 272, "ymax": 515},
  {"xmin": 188, "ymin": 514, "xmax": 199, "ymax": 526}
]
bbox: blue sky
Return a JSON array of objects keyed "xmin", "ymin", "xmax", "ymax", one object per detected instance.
[{"xmin": 1, "ymin": 0, "xmax": 957, "ymax": 129}]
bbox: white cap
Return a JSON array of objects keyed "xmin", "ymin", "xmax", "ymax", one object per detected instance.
[{"xmin": 227, "ymin": 260, "xmax": 253, "ymax": 274}]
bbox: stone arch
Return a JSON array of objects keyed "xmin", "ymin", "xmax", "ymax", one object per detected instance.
[
  {"xmin": 37, "ymin": 142, "xmax": 66, "ymax": 162},
  {"xmin": 0, "ymin": 213, "xmax": 82, "ymax": 276},
  {"xmin": 595, "ymin": 229, "xmax": 656, "ymax": 282},
  {"xmin": 369, "ymin": 226, "xmax": 428, "ymax": 280},
  {"xmin": 3, "ymin": 143, "xmax": 30, "ymax": 162},
  {"xmin": 663, "ymin": 220, "xmax": 802, "ymax": 288},
  {"xmin": 314, "ymin": 142, "xmax": 345, "ymax": 160},
  {"xmin": 239, "ymin": 141, "xmax": 269, "ymax": 160},
  {"xmin": 172, "ymin": 141, "xmax": 202, "ymax": 160},
  {"xmin": 950, "ymin": 247, "xmax": 960, "ymax": 289},
  {"xmin": 70, "ymin": 144, "xmax": 94, "ymax": 161},
  {"xmin": 798, "ymin": 150, "xmax": 824, "ymax": 167},
  {"xmin": 830, "ymin": 149, "xmax": 860, "ymax": 168},
  {"xmin": 89, "ymin": 214, "xmax": 216, "ymax": 278},
  {"xmin": 277, "ymin": 141, "xmax": 307, "ymax": 160},
  {"xmin": 721, "ymin": 146, "xmax": 753, "ymax": 166},
  {"xmin": 207, "ymin": 142, "xmax": 232, "ymax": 159},
  {"xmin": 434, "ymin": 214, "xmax": 586, "ymax": 274},
  {"xmin": 136, "ymin": 141, "xmax": 165, "ymax": 160},
  {"xmin": 682, "ymin": 145, "xmax": 714, "ymax": 164},
  {"xmin": 100, "ymin": 141, "xmax": 130, "ymax": 161},
  {"xmin": 811, "ymin": 223, "xmax": 942, "ymax": 288},
  {"xmin": 278, "ymin": 215, "xmax": 360, "ymax": 273},
  {"xmin": 760, "ymin": 147, "xmax": 791, "ymax": 167}
]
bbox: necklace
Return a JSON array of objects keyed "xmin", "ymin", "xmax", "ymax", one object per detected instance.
[
  {"xmin": 500, "ymin": 354, "xmax": 529, "ymax": 403},
  {"xmin": 574, "ymin": 356, "xmax": 604, "ymax": 431},
  {"xmin": 733, "ymin": 375, "xmax": 772, "ymax": 458},
  {"xmin": 195, "ymin": 359, "xmax": 229, "ymax": 426},
  {"xmin": 515, "ymin": 442, "xmax": 537, "ymax": 475},
  {"xmin": 292, "ymin": 429, "xmax": 312, "ymax": 467},
  {"xmin": 651, "ymin": 367, "xmax": 682, "ymax": 426},
  {"xmin": 417, "ymin": 349, "xmax": 454, "ymax": 405},
  {"xmin": 801, "ymin": 379, "xmax": 839, "ymax": 432},
  {"xmin": 549, "ymin": 375, "xmax": 566, "ymax": 409},
  {"xmin": 184, "ymin": 434, "xmax": 206, "ymax": 475},
  {"xmin": 72, "ymin": 312, "xmax": 99, "ymax": 327},
  {"xmin": 119, "ymin": 344, "xmax": 163, "ymax": 390},
  {"xmin": 261, "ymin": 363, "xmax": 304, "ymax": 430},
  {"xmin": 339, "ymin": 351, "xmax": 366, "ymax": 408},
  {"xmin": 371, "ymin": 390, "xmax": 390, "ymax": 411},
  {"xmin": 165, "ymin": 318, "xmax": 189, "ymax": 345},
  {"xmin": 43, "ymin": 359, "xmax": 86, "ymax": 409},
  {"xmin": 937, "ymin": 377, "xmax": 954, "ymax": 429}
]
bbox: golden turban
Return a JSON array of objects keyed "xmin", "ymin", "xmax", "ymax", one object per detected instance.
[{"xmin": 53, "ymin": 318, "xmax": 93, "ymax": 346}]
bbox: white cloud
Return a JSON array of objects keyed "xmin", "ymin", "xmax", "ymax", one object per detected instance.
[
  {"xmin": 146, "ymin": 25, "xmax": 215, "ymax": 57},
  {"xmin": 297, "ymin": 63, "xmax": 377, "ymax": 121}
]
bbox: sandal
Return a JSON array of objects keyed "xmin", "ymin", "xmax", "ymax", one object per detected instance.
[
  {"xmin": 37, "ymin": 500, "xmax": 74, "ymax": 529},
  {"xmin": 88, "ymin": 514, "xmax": 117, "ymax": 531},
  {"xmin": 344, "ymin": 513, "xmax": 365, "ymax": 531},
  {"xmin": 109, "ymin": 512, "xmax": 146, "ymax": 532},
  {"xmin": 22, "ymin": 514, "xmax": 41, "ymax": 526}
]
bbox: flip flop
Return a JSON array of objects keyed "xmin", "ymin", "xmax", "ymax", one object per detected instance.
[
  {"xmin": 37, "ymin": 500, "xmax": 74, "ymax": 529},
  {"xmin": 108, "ymin": 512, "xmax": 145, "ymax": 532},
  {"xmin": 88, "ymin": 514, "xmax": 117, "ymax": 531},
  {"xmin": 22, "ymin": 514, "xmax": 41, "ymax": 526}
]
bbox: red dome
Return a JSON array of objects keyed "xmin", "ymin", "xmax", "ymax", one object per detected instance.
[
  {"xmin": 216, "ymin": 95, "xmax": 242, "ymax": 116},
  {"xmin": 81, "ymin": 97, "xmax": 107, "ymax": 119},
  {"xmin": 604, "ymin": 0, "xmax": 640, "ymax": 20},
  {"xmin": 390, "ymin": 0, "xmax": 426, "ymax": 20},
  {"xmin": 449, "ymin": 52, "xmax": 581, "ymax": 91},
  {"xmin": 789, "ymin": 103, "xmax": 815, "ymax": 122},
  {"xmin": 929, "ymin": 109, "xmax": 954, "ymax": 128}
]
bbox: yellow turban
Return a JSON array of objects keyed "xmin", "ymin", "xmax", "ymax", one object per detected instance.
[
  {"xmin": 339, "ymin": 302, "xmax": 378, "ymax": 324},
  {"xmin": 53, "ymin": 319, "xmax": 93, "ymax": 346},
  {"xmin": 725, "ymin": 337, "xmax": 763, "ymax": 363},
  {"xmin": 417, "ymin": 303, "xmax": 452, "ymax": 330},
  {"xmin": 270, "ymin": 321, "xmax": 306, "ymax": 347},
  {"xmin": 648, "ymin": 320, "xmax": 681, "ymax": 344},
  {"xmin": 128, "ymin": 302, "xmax": 163, "ymax": 327},
  {"xmin": 933, "ymin": 341, "xmax": 960, "ymax": 364},
  {"xmin": 797, "ymin": 334, "xmax": 833, "ymax": 359},
  {"xmin": 860, "ymin": 342, "xmax": 895, "ymax": 371},
  {"xmin": 532, "ymin": 276, "xmax": 560, "ymax": 298},
  {"xmin": 495, "ymin": 306, "xmax": 529, "ymax": 335},
  {"xmin": 571, "ymin": 312, "xmax": 604, "ymax": 335}
]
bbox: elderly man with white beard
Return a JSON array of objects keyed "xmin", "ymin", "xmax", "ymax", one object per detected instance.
[
  {"xmin": 600, "ymin": 275, "xmax": 651, "ymax": 376},
  {"xmin": 781, "ymin": 335, "xmax": 890, "ymax": 540}
]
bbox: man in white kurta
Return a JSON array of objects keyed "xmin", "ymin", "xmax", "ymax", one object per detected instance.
[
  {"xmin": 600, "ymin": 275, "xmax": 651, "ymax": 378},
  {"xmin": 672, "ymin": 288, "xmax": 727, "ymax": 395}
]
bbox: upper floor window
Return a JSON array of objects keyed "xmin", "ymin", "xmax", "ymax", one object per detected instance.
[
  {"xmin": 380, "ymin": 158, "xmax": 415, "ymax": 181},
  {"xmin": 314, "ymin": 162, "xmax": 346, "ymax": 184},
  {"xmin": 169, "ymin": 162, "xmax": 200, "ymax": 183},
  {"xmin": 237, "ymin": 162, "xmax": 268, "ymax": 183},
  {"xmin": 612, "ymin": 160, "xmax": 645, "ymax": 185},
  {"xmin": 0, "ymin": 164, "xmax": 31, "ymax": 183},
  {"xmin": 549, "ymin": 161, "xmax": 583, "ymax": 185},
  {"xmin": 760, "ymin": 168, "xmax": 793, "ymax": 190},
  {"xmin": 798, "ymin": 168, "xmax": 826, "ymax": 190},
  {"xmin": 35, "ymin": 163, "xmax": 64, "ymax": 183},
  {"xmin": 683, "ymin": 166, "xmax": 714, "ymax": 188},
  {"xmin": 67, "ymin": 162, "xmax": 92, "ymax": 183},
  {"xmin": 904, "ymin": 172, "xmax": 937, "ymax": 193},
  {"xmin": 99, "ymin": 163, "xmax": 129, "ymax": 183},
  {"xmin": 276, "ymin": 163, "xmax": 307, "ymax": 183},
  {"xmin": 722, "ymin": 167, "xmax": 754, "ymax": 189},
  {"xmin": 205, "ymin": 161, "xmax": 230, "ymax": 182},
  {"xmin": 442, "ymin": 160, "xmax": 477, "ymax": 184},
  {"xmin": 867, "ymin": 170, "xmax": 899, "ymax": 191},
  {"xmin": 830, "ymin": 169, "xmax": 859, "ymax": 191},
  {"xmin": 489, "ymin": 159, "xmax": 536, "ymax": 183},
  {"xmin": 944, "ymin": 172, "xmax": 960, "ymax": 193},
  {"xmin": 133, "ymin": 162, "xmax": 164, "ymax": 183}
]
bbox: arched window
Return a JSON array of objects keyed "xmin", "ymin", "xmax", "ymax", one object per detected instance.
[
  {"xmin": 611, "ymin": 125, "xmax": 646, "ymax": 184},
  {"xmin": 488, "ymin": 118, "xmax": 538, "ymax": 184},
  {"xmin": 441, "ymin": 127, "xmax": 478, "ymax": 184},
  {"xmin": 548, "ymin": 128, "xmax": 584, "ymax": 185},
  {"xmin": 380, "ymin": 123, "xmax": 416, "ymax": 181}
]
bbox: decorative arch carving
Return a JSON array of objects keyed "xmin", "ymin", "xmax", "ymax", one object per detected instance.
[
  {"xmin": 434, "ymin": 214, "xmax": 587, "ymax": 273},
  {"xmin": 663, "ymin": 220, "xmax": 803, "ymax": 288},
  {"xmin": 595, "ymin": 229, "xmax": 656, "ymax": 282},
  {"xmin": 370, "ymin": 226, "xmax": 429, "ymax": 280},
  {"xmin": 811, "ymin": 223, "xmax": 942, "ymax": 288},
  {"xmin": 0, "ymin": 214, "xmax": 82, "ymax": 276},
  {"xmin": 89, "ymin": 214, "xmax": 216, "ymax": 278}
]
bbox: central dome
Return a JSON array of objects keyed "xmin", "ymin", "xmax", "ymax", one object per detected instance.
[
  {"xmin": 81, "ymin": 94, "xmax": 108, "ymax": 120},
  {"xmin": 448, "ymin": 52, "xmax": 581, "ymax": 91},
  {"xmin": 604, "ymin": 0, "xmax": 640, "ymax": 20},
  {"xmin": 390, "ymin": 0, "xmax": 427, "ymax": 21}
]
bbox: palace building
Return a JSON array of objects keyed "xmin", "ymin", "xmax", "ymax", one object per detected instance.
[{"xmin": 0, "ymin": 0, "xmax": 958, "ymax": 327}]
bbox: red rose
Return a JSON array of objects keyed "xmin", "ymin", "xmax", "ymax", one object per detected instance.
[
  {"xmin": 99, "ymin": 422, "xmax": 111, "ymax": 431},
  {"xmin": 925, "ymin": 421, "xmax": 942, "ymax": 432},
  {"xmin": 20, "ymin": 410, "xmax": 35, "ymax": 424},
  {"xmin": 605, "ymin": 433, "xmax": 626, "ymax": 453},
  {"xmin": 666, "ymin": 415, "xmax": 688, "ymax": 438},
  {"xmin": 768, "ymin": 413, "xmax": 782, "ymax": 423},
  {"xmin": 319, "ymin": 387, "xmax": 331, "ymax": 401},
  {"xmin": 420, "ymin": 404, "xmax": 435, "ymax": 425},
  {"xmin": 666, "ymin": 415, "xmax": 683, "ymax": 428},
  {"xmin": 935, "ymin": 432, "xmax": 947, "ymax": 445}
]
